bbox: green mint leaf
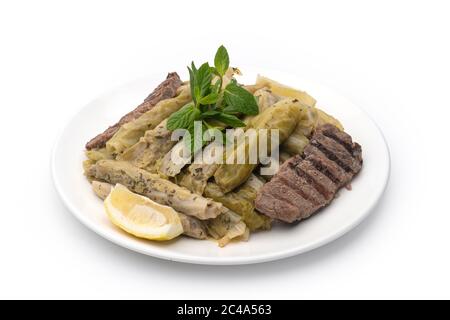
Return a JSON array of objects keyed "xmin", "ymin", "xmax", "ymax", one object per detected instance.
[
  {"xmin": 222, "ymin": 105, "xmax": 239, "ymax": 114},
  {"xmin": 223, "ymin": 80, "xmax": 259, "ymax": 115},
  {"xmin": 199, "ymin": 92, "xmax": 219, "ymax": 105},
  {"xmin": 210, "ymin": 66, "xmax": 219, "ymax": 76},
  {"xmin": 201, "ymin": 110, "xmax": 220, "ymax": 118},
  {"xmin": 194, "ymin": 86, "xmax": 201, "ymax": 103},
  {"xmin": 167, "ymin": 103, "xmax": 200, "ymax": 130},
  {"xmin": 187, "ymin": 66, "xmax": 196, "ymax": 104},
  {"xmin": 188, "ymin": 61, "xmax": 212, "ymax": 105},
  {"xmin": 214, "ymin": 45, "xmax": 230, "ymax": 76},
  {"xmin": 196, "ymin": 62, "xmax": 213, "ymax": 100},
  {"xmin": 191, "ymin": 61, "xmax": 198, "ymax": 73},
  {"xmin": 214, "ymin": 112, "xmax": 246, "ymax": 127}
]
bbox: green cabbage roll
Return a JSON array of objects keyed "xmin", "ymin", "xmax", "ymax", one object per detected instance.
[
  {"xmin": 282, "ymin": 105, "xmax": 344, "ymax": 156},
  {"xmin": 85, "ymin": 147, "xmax": 114, "ymax": 162},
  {"xmin": 205, "ymin": 208, "xmax": 248, "ymax": 247},
  {"xmin": 158, "ymin": 140, "xmax": 193, "ymax": 178},
  {"xmin": 316, "ymin": 107, "xmax": 344, "ymax": 131},
  {"xmin": 254, "ymin": 87, "xmax": 280, "ymax": 113},
  {"xmin": 177, "ymin": 140, "xmax": 226, "ymax": 194},
  {"xmin": 256, "ymin": 75, "xmax": 316, "ymax": 108},
  {"xmin": 281, "ymin": 105, "xmax": 316, "ymax": 155},
  {"xmin": 244, "ymin": 87, "xmax": 281, "ymax": 125},
  {"xmin": 179, "ymin": 163, "xmax": 219, "ymax": 195},
  {"xmin": 106, "ymin": 85, "xmax": 191, "ymax": 155},
  {"xmin": 204, "ymin": 175, "xmax": 271, "ymax": 231},
  {"xmin": 117, "ymin": 119, "xmax": 177, "ymax": 173}
]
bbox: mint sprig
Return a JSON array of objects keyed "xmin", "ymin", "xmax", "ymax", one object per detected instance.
[
  {"xmin": 167, "ymin": 103, "xmax": 200, "ymax": 131},
  {"xmin": 223, "ymin": 79, "xmax": 259, "ymax": 115},
  {"xmin": 167, "ymin": 45, "xmax": 258, "ymax": 148},
  {"xmin": 214, "ymin": 45, "xmax": 230, "ymax": 77}
]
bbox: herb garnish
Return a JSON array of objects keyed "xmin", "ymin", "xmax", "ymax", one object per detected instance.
[{"xmin": 167, "ymin": 46, "xmax": 258, "ymax": 144}]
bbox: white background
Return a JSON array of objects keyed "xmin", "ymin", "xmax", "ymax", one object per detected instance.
[{"xmin": 0, "ymin": 0, "xmax": 449, "ymax": 299}]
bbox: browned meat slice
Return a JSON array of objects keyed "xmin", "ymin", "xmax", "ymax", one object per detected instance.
[
  {"xmin": 296, "ymin": 159, "xmax": 338, "ymax": 201},
  {"xmin": 310, "ymin": 134, "xmax": 361, "ymax": 174},
  {"xmin": 85, "ymin": 72, "xmax": 182, "ymax": 150},
  {"xmin": 255, "ymin": 124, "xmax": 362, "ymax": 223},
  {"xmin": 303, "ymin": 144, "xmax": 352, "ymax": 186},
  {"xmin": 276, "ymin": 161, "xmax": 327, "ymax": 206},
  {"xmin": 254, "ymin": 192, "xmax": 301, "ymax": 223},
  {"xmin": 316, "ymin": 124, "xmax": 363, "ymax": 167},
  {"xmin": 316, "ymin": 124, "xmax": 353, "ymax": 152}
]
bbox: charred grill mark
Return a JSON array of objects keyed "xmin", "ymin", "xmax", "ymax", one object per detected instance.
[
  {"xmin": 267, "ymin": 182, "xmax": 314, "ymax": 212},
  {"xmin": 304, "ymin": 144, "xmax": 352, "ymax": 186},
  {"xmin": 306, "ymin": 156, "xmax": 341, "ymax": 185},
  {"xmin": 310, "ymin": 139, "xmax": 353, "ymax": 173},
  {"xmin": 279, "ymin": 164, "xmax": 328, "ymax": 204},
  {"xmin": 320, "ymin": 130, "xmax": 354, "ymax": 154},
  {"xmin": 293, "ymin": 165, "xmax": 333, "ymax": 200},
  {"xmin": 277, "ymin": 175, "xmax": 320, "ymax": 206}
]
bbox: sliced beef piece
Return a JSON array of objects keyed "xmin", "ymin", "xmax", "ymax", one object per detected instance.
[
  {"xmin": 316, "ymin": 123, "xmax": 363, "ymax": 165},
  {"xmin": 303, "ymin": 144, "xmax": 352, "ymax": 186},
  {"xmin": 254, "ymin": 192, "xmax": 301, "ymax": 224},
  {"xmin": 316, "ymin": 124, "xmax": 353, "ymax": 153},
  {"xmin": 310, "ymin": 134, "xmax": 361, "ymax": 174},
  {"xmin": 269, "ymin": 180, "xmax": 316, "ymax": 213},
  {"xmin": 85, "ymin": 72, "xmax": 182, "ymax": 150},
  {"xmin": 277, "ymin": 161, "xmax": 327, "ymax": 206},
  {"xmin": 255, "ymin": 124, "xmax": 362, "ymax": 223},
  {"xmin": 352, "ymin": 142, "xmax": 363, "ymax": 164}
]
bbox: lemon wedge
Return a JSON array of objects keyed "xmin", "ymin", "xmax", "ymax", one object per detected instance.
[{"xmin": 104, "ymin": 184, "xmax": 183, "ymax": 241}]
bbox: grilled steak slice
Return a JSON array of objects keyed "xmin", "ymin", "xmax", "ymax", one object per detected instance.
[
  {"xmin": 255, "ymin": 124, "xmax": 362, "ymax": 223},
  {"xmin": 296, "ymin": 159, "xmax": 337, "ymax": 200},
  {"xmin": 313, "ymin": 124, "xmax": 362, "ymax": 171},
  {"xmin": 85, "ymin": 72, "xmax": 182, "ymax": 150},
  {"xmin": 277, "ymin": 161, "xmax": 327, "ymax": 206},
  {"xmin": 304, "ymin": 145, "xmax": 352, "ymax": 186},
  {"xmin": 255, "ymin": 192, "xmax": 301, "ymax": 224}
]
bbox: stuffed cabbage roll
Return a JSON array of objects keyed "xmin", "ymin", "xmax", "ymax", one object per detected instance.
[
  {"xmin": 316, "ymin": 107, "xmax": 344, "ymax": 131},
  {"xmin": 282, "ymin": 105, "xmax": 344, "ymax": 156},
  {"xmin": 92, "ymin": 181, "xmax": 113, "ymax": 199},
  {"xmin": 106, "ymin": 85, "xmax": 191, "ymax": 155},
  {"xmin": 178, "ymin": 213, "xmax": 208, "ymax": 240},
  {"xmin": 179, "ymin": 163, "xmax": 219, "ymax": 195},
  {"xmin": 204, "ymin": 176, "xmax": 271, "ymax": 231},
  {"xmin": 281, "ymin": 105, "xmax": 316, "ymax": 155},
  {"xmin": 256, "ymin": 75, "xmax": 316, "ymax": 108},
  {"xmin": 158, "ymin": 140, "xmax": 193, "ymax": 177},
  {"xmin": 117, "ymin": 119, "xmax": 177, "ymax": 173},
  {"xmin": 254, "ymin": 87, "xmax": 280, "ymax": 113},
  {"xmin": 244, "ymin": 87, "xmax": 281, "ymax": 125},
  {"xmin": 85, "ymin": 148, "xmax": 114, "ymax": 162},
  {"xmin": 206, "ymin": 209, "xmax": 248, "ymax": 247},
  {"xmin": 177, "ymin": 141, "xmax": 225, "ymax": 194}
]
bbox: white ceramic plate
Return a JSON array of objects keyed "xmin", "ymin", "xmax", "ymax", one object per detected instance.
[{"xmin": 52, "ymin": 70, "xmax": 390, "ymax": 265}]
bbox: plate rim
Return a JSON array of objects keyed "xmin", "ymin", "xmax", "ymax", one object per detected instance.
[{"xmin": 51, "ymin": 74, "xmax": 391, "ymax": 265}]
